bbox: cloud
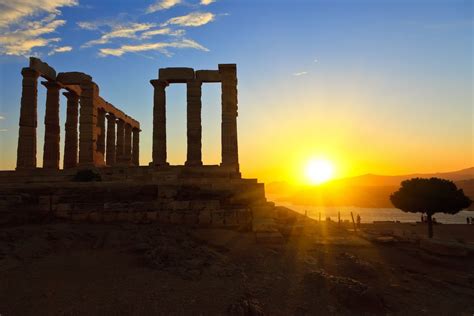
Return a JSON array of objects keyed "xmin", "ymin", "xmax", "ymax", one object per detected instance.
[
  {"xmin": 140, "ymin": 28, "xmax": 185, "ymax": 39},
  {"xmin": 48, "ymin": 45, "xmax": 72, "ymax": 55},
  {"xmin": 99, "ymin": 38, "xmax": 209, "ymax": 57},
  {"xmin": 0, "ymin": 0, "xmax": 77, "ymax": 56},
  {"xmin": 0, "ymin": 115, "xmax": 5, "ymax": 120},
  {"xmin": 82, "ymin": 23, "xmax": 156, "ymax": 47},
  {"xmin": 0, "ymin": 129, "xmax": 7, "ymax": 132},
  {"xmin": 146, "ymin": 0, "xmax": 181, "ymax": 13},
  {"xmin": 162, "ymin": 12, "xmax": 215, "ymax": 27},
  {"xmin": 293, "ymin": 71, "xmax": 308, "ymax": 76},
  {"xmin": 0, "ymin": 0, "xmax": 77, "ymax": 27},
  {"xmin": 77, "ymin": 21, "xmax": 101, "ymax": 30},
  {"xmin": 200, "ymin": 0, "xmax": 216, "ymax": 5}
]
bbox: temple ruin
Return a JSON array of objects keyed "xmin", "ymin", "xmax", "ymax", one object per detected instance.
[
  {"xmin": 0, "ymin": 58, "xmax": 277, "ymax": 233},
  {"xmin": 16, "ymin": 58, "xmax": 140, "ymax": 170}
]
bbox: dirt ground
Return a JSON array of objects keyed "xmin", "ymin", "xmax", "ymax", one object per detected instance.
[{"xmin": 1, "ymin": 220, "xmax": 473, "ymax": 315}]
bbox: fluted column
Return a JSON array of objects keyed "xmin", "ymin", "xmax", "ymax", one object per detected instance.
[
  {"xmin": 106, "ymin": 113, "xmax": 116, "ymax": 166},
  {"xmin": 150, "ymin": 79, "xmax": 168, "ymax": 166},
  {"xmin": 219, "ymin": 64, "xmax": 239, "ymax": 171},
  {"xmin": 185, "ymin": 80, "xmax": 202, "ymax": 166},
  {"xmin": 42, "ymin": 81, "xmax": 61, "ymax": 169},
  {"xmin": 116, "ymin": 119, "xmax": 125, "ymax": 163},
  {"xmin": 132, "ymin": 128, "xmax": 140, "ymax": 166},
  {"xmin": 79, "ymin": 81, "xmax": 102, "ymax": 166},
  {"xmin": 96, "ymin": 109, "xmax": 106, "ymax": 163},
  {"xmin": 124, "ymin": 123, "xmax": 132, "ymax": 164},
  {"xmin": 63, "ymin": 91, "xmax": 79, "ymax": 169},
  {"xmin": 16, "ymin": 67, "xmax": 40, "ymax": 169}
]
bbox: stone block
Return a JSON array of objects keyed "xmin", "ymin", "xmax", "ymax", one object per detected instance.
[
  {"xmin": 170, "ymin": 212, "xmax": 184, "ymax": 224},
  {"xmin": 29, "ymin": 57, "xmax": 56, "ymax": 80},
  {"xmin": 159, "ymin": 67, "xmax": 194, "ymax": 83},
  {"xmin": 57, "ymin": 72, "xmax": 92, "ymax": 84},
  {"xmin": 146, "ymin": 211, "xmax": 158, "ymax": 221},
  {"xmin": 184, "ymin": 212, "xmax": 199, "ymax": 225},
  {"xmin": 169, "ymin": 200, "xmax": 189, "ymax": 211},
  {"xmin": 198, "ymin": 209, "xmax": 212, "ymax": 225},
  {"xmin": 71, "ymin": 213, "xmax": 88, "ymax": 221},
  {"xmin": 195, "ymin": 70, "xmax": 221, "ymax": 82},
  {"xmin": 89, "ymin": 212, "xmax": 103, "ymax": 223},
  {"xmin": 157, "ymin": 210, "xmax": 170, "ymax": 223},
  {"xmin": 103, "ymin": 212, "xmax": 117, "ymax": 222}
]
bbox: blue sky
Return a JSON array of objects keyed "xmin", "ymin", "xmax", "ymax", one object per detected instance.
[{"xmin": 0, "ymin": 0, "xmax": 472, "ymax": 182}]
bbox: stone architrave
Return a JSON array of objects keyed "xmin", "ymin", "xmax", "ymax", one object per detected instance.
[
  {"xmin": 124, "ymin": 123, "xmax": 132, "ymax": 164},
  {"xmin": 116, "ymin": 119, "xmax": 125, "ymax": 163},
  {"xmin": 150, "ymin": 79, "xmax": 168, "ymax": 166},
  {"xmin": 42, "ymin": 81, "xmax": 61, "ymax": 169},
  {"xmin": 106, "ymin": 113, "xmax": 116, "ymax": 166},
  {"xmin": 63, "ymin": 91, "xmax": 79, "ymax": 169},
  {"xmin": 185, "ymin": 80, "xmax": 202, "ymax": 166},
  {"xmin": 132, "ymin": 128, "xmax": 140, "ymax": 166},
  {"xmin": 219, "ymin": 64, "xmax": 239, "ymax": 170},
  {"xmin": 16, "ymin": 68, "xmax": 40, "ymax": 169}
]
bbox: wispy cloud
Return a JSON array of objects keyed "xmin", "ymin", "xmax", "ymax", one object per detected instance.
[
  {"xmin": 162, "ymin": 12, "xmax": 215, "ymax": 27},
  {"xmin": 48, "ymin": 45, "xmax": 72, "ymax": 55},
  {"xmin": 0, "ymin": 115, "xmax": 5, "ymax": 120},
  {"xmin": 200, "ymin": 0, "xmax": 216, "ymax": 5},
  {"xmin": 99, "ymin": 38, "xmax": 209, "ymax": 57},
  {"xmin": 140, "ymin": 28, "xmax": 185, "ymax": 39},
  {"xmin": 82, "ymin": 23, "xmax": 156, "ymax": 47},
  {"xmin": 146, "ymin": 0, "xmax": 181, "ymax": 13},
  {"xmin": 293, "ymin": 71, "xmax": 308, "ymax": 76},
  {"xmin": 0, "ymin": 0, "xmax": 77, "ymax": 56},
  {"xmin": 0, "ymin": 129, "xmax": 7, "ymax": 132}
]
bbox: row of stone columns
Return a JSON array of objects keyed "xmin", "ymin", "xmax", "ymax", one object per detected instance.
[
  {"xmin": 150, "ymin": 64, "xmax": 239, "ymax": 170},
  {"xmin": 103, "ymin": 114, "xmax": 140, "ymax": 166},
  {"xmin": 16, "ymin": 67, "xmax": 141, "ymax": 170}
]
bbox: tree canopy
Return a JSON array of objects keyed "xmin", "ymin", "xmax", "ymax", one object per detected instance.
[
  {"xmin": 390, "ymin": 177, "xmax": 471, "ymax": 216},
  {"xmin": 390, "ymin": 178, "xmax": 472, "ymax": 238}
]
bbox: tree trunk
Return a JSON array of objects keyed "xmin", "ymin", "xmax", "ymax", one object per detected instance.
[{"xmin": 427, "ymin": 213, "xmax": 433, "ymax": 238}]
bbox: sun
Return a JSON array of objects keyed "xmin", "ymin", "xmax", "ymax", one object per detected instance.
[{"xmin": 305, "ymin": 159, "xmax": 335, "ymax": 184}]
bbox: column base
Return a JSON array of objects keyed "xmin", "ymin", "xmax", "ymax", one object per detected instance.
[
  {"xmin": 149, "ymin": 161, "xmax": 170, "ymax": 167},
  {"xmin": 185, "ymin": 160, "xmax": 203, "ymax": 167}
]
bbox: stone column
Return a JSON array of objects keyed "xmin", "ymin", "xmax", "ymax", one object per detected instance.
[
  {"xmin": 63, "ymin": 91, "xmax": 79, "ymax": 169},
  {"xmin": 185, "ymin": 80, "xmax": 202, "ymax": 166},
  {"xmin": 79, "ymin": 81, "xmax": 103, "ymax": 166},
  {"xmin": 106, "ymin": 113, "xmax": 116, "ymax": 166},
  {"xmin": 123, "ymin": 123, "xmax": 132, "ymax": 164},
  {"xmin": 96, "ymin": 109, "xmax": 106, "ymax": 163},
  {"xmin": 219, "ymin": 64, "xmax": 239, "ymax": 170},
  {"xmin": 16, "ymin": 68, "xmax": 40, "ymax": 169},
  {"xmin": 42, "ymin": 81, "xmax": 61, "ymax": 169},
  {"xmin": 116, "ymin": 119, "xmax": 125, "ymax": 164},
  {"xmin": 132, "ymin": 128, "xmax": 140, "ymax": 166},
  {"xmin": 150, "ymin": 79, "xmax": 168, "ymax": 166}
]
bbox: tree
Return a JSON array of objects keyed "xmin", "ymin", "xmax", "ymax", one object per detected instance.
[{"xmin": 390, "ymin": 178, "xmax": 472, "ymax": 238}]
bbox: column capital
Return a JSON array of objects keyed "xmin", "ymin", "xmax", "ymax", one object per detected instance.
[
  {"xmin": 150, "ymin": 79, "xmax": 169, "ymax": 88},
  {"xmin": 106, "ymin": 112, "xmax": 116, "ymax": 120},
  {"xmin": 41, "ymin": 80, "xmax": 61, "ymax": 90},
  {"xmin": 62, "ymin": 91, "xmax": 79, "ymax": 100},
  {"xmin": 21, "ymin": 67, "xmax": 40, "ymax": 79}
]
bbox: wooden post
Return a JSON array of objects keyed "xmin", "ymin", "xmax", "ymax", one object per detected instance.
[{"xmin": 351, "ymin": 212, "xmax": 357, "ymax": 232}]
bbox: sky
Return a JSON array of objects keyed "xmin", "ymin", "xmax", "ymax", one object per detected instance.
[{"xmin": 0, "ymin": 0, "xmax": 472, "ymax": 184}]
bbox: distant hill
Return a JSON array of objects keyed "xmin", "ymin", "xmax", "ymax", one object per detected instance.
[
  {"xmin": 329, "ymin": 167, "xmax": 474, "ymax": 187},
  {"xmin": 266, "ymin": 167, "xmax": 474, "ymax": 209}
]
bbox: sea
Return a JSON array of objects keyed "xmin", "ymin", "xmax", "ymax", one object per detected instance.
[{"xmin": 273, "ymin": 202, "xmax": 473, "ymax": 224}]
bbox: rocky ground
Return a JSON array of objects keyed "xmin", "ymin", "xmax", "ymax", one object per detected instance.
[{"xmin": 1, "ymin": 219, "xmax": 473, "ymax": 315}]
